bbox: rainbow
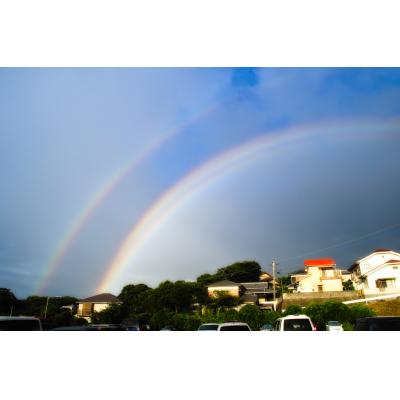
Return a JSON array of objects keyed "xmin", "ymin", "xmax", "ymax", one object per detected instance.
[
  {"xmin": 35, "ymin": 103, "xmax": 219, "ymax": 295},
  {"xmin": 96, "ymin": 118, "xmax": 400, "ymax": 293}
]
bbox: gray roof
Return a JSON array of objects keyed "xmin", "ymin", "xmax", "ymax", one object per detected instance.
[
  {"xmin": 241, "ymin": 282, "xmax": 270, "ymax": 290},
  {"xmin": 207, "ymin": 280, "xmax": 241, "ymax": 288},
  {"xmin": 78, "ymin": 293, "xmax": 121, "ymax": 303}
]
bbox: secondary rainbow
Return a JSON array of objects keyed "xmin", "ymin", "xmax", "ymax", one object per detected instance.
[{"xmin": 96, "ymin": 118, "xmax": 399, "ymax": 293}]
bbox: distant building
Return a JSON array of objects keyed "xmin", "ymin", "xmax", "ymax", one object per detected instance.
[
  {"xmin": 291, "ymin": 258, "xmax": 344, "ymax": 293},
  {"xmin": 76, "ymin": 293, "xmax": 121, "ymax": 321},
  {"xmin": 206, "ymin": 280, "xmax": 277, "ymax": 310},
  {"xmin": 349, "ymin": 249, "xmax": 400, "ymax": 296}
]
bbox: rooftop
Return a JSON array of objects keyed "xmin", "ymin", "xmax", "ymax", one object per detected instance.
[
  {"xmin": 78, "ymin": 293, "xmax": 121, "ymax": 303},
  {"xmin": 207, "ymin": 280, "xmax": 241, "ymax": 288},
  {"xmin": 304, "ymin": 258, "xmax": 336, "ymax": 267}
]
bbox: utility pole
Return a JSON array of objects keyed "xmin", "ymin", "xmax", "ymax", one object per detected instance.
[
  {"xmin": 44, "ymin": 296, "xmax": 50, "ymax": 320},
  {"xmin": 271, "ymin": 260, "xmax": 279, "ymax": 311}
]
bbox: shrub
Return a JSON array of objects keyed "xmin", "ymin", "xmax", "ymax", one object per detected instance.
[
  {"xmin": 238, "ymin": 304, "xmax": 263, "ymax": 330},
  {"xmin": 348, "ymin": 304, "xmax": 376, "ymax": 323},
  {"xmin": 283, "ymin": 304, "xmax": 303, "ymax": 316}
]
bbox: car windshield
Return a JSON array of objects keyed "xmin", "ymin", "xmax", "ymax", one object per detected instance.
[
  {"xmin": 328, "ymin": 321, "xmax": 341, "ymax": 326},
  {"xmin": 0, "ymin": 319, "xmax": 41, "ymax": 331},
  {"xmin": 219, "ymin": 325, "xmax": 250, "ymax": 331},
  {"xmin": 198, "ymin": 324, "xmax": 219, "ymax": 330},
  {"xmin": 283, "ymin": 319, "xmax": 312, "ymax": 331}
]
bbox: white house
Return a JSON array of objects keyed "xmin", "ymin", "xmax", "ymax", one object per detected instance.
[{"xmin": 349, "ymin": 248, "xmax": 400, "ymax": 296}]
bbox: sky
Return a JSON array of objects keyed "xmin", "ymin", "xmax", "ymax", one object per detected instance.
[{"xmin": 1, "ymin": 67, "xmax": 400, "ymax": 298}]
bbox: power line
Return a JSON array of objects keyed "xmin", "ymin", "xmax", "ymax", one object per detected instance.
[{"xmin": 279, "ymin": 222, "xmax": 400, "ymax": 264}]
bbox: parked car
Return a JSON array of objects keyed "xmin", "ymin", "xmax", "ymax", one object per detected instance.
[
  {"xmin": 260, "ymin": 323, "xmax": 273, "ymax": 331},
  {"xmin": 0, "ymin": 316, "xmax": 42, "ymax": 331},
  {"xmin": 198, "ymin": 322, "xmax": 251, "ymax": 331},
  {"xmin": 160, "ymin": 325, "xmax": 176, "ymax": 331},
  {"xmin": 274, "ymin": 315, "xmax": 316, "ymax": 331},
  {"xmin": 354, "ymin": 316, "xmax": 400, "ymax": 331},
  {"xmin": 51, "ymin": 324, "xmax": 124, "ymax": 331},
  {"xmin": 198, "ymin": 323, "xmax": 219, "ymax": 331},
  {"xmin": 217, "ymin": 322, "xmax": 251, "ymax": 331},
  {"xmin": 326, "ymin": 321, "xmax": 343, "ymax": 331}
]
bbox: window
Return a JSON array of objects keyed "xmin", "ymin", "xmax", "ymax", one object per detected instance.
[
  {"xmin": 219, "ymin": 325, "xmax": 250, "ymax": 331},
  {"xmin": 376, "ymin": 279, "xmax": 396, "ymax": 289},
  {"xmin": 283, "ymin": 319, "xmax": 313, "ymax": 331},
  {"xmin": 198, "ymin": 324, "xmax": 218, "ymax": 331}
]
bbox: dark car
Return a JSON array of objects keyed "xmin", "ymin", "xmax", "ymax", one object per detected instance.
[
  {"xmin": 51, "ymin": 324, "xmax": 125, "ymax": 331},
  {"xmin": 354, "ymin": 316, "xmax": 400, "ymax": 331},
  {"xmin": 0, "ymin": 316, "xmax": 42, "ymax": 331}
]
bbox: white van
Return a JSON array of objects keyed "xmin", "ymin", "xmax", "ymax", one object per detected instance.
[
  {"xmin": 274, "ymin": 315, "xmax": 316, "ymax": 331},
  {"xmin": 0, "ymin": 317, "xmax": 42, "ymax": 331}
]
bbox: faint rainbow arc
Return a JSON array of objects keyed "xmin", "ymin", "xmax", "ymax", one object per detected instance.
[
  {"xmin": 96, "ymin": 118, "xmax": 400, "ymax": 293},
  {"xmin": 35, "ymin": 104, "xmax": 219, "ymax": 295}
]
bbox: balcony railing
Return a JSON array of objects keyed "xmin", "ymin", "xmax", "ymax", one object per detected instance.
[{"xmin": 321, "ymin": 272, "xmax": 342, "ymax": 280}]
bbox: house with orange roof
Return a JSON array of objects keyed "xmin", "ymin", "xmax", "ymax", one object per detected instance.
[
  {"xmin": 293, "ymin": 258, "xmax": 344, "ymax": 293},
  {"xmin": 349, "ymin": 249, "xmax": 400, "ymax": 296}
]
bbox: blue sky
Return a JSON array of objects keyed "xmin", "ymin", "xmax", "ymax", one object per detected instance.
[{"xmin": 1, "ymin": 68, "xmax": 400, "ymax": 298}]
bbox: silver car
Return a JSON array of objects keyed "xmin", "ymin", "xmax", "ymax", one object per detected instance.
[{"xmin": 325, "ymin": 321, "xmax": 343, "ymax": 331}]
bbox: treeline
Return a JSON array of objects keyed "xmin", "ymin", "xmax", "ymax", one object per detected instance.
[
  {"xmin": 0, "ymin": 260, "xmax": 376, "ymax": 330},
  {"xmin": 0, "ymin": 288, "xmax": 87, "ymax": 329}
]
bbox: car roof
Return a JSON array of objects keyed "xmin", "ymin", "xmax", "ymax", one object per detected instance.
[
  {"xmin": 278, "ymin": 314, "xmax": 310, "ymax": 320},
  {"xmin": 218, "ymin": 322, "xmax": 249, "ymax": 326},
  {"xmin": 0, "ymin": 316, "xmax": 40, "ymax": 321}
]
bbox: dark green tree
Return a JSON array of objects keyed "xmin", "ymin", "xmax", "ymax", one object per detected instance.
[
  {"xmin": 197, "ymin": 273, "xmax": 220, "ymax": 286},
  {"xmin": 91, "ymin": 303, "xmax": 126, "ymax": 324},
  {"xmin": 0, "ymin": 288, "xmax": 18, "ymax": 315},
  {"xmin": 349, "ymin": 303, "xmax": 375, "ymax": 322},
  {"xmin": 216, "ymin": 261, "xmax": 262, "ymax": 283},
  {"xmin": 343, "ymin": 280, "xmax": 355, "ymax": 291},
  {"xmin": 283, "ymin": 304, "xmax": 303, "ymax": 316},
  {"xmin": 208, "ymin": 291, "xmax": 240, "ymax": 310},
  {"xmin": 238, "ymin": 304, "xmax": 264, "ymax": 330}
]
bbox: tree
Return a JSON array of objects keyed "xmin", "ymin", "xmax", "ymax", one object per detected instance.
[
  {"xmin": 197, "ymin": 273, "xmax": 219, "ymax": 286},
  {"xmin": 348, "ymin": 304, "xmax": 375, "ymax": 322},
  {"xmin": 283, "ymin": 304, "xmax": 303, "ymax": 316},
  {"xmin": 91, "ymin": 303, "xmax": 126, "ymax": 324},
  {"xmin": 0, "ymin": 288, "xmax": 18, "ymax": 315},
  {"xmin": 343, "ymin": 280, "xmax": 355, "ymax": 291},
  {"xmin": 216, "ymin": 261, "xmax": 262, "ymax": 283},
  {"xmin": 118, "ymin": 283, "xmax": 151, "ymax": 315},
  {"xmin": 208, "ymin": 291, "xmax": 240, "ymax": 310},
  {"xmin": 118, "ymin": 284, "xmax": 150, "ymax": 306},
  {"xmin": 238, "ymin": 304, "xmax": 264, "ymax": 330},
  {"xmin": 303, "ymin": 300, "xmax": 374, "ymax": 330}
]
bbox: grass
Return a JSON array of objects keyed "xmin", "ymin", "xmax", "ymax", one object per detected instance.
[{"xmin": 366, "ymin": 299, "xmax": 400, "ymax": 316}]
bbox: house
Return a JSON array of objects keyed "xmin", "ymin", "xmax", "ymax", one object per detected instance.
[
  {"xmin": 259, "ymin": 271, "xmax": 273, "ymax": 282},
  {"xmin": 293, "ymin": 258, "xmax": 344, "ymax": 293},
  {"xmin": 206, "ymin": 280, "xmax": 277, "ymax": 310},
  {"xmin": 207, "ymin": 280, "xmax": 243, "ymax": 297},
  {"xmin": 349, "ymin": 249, "xmax": 400, "ymax": 296},
  {"xmin": 240, "ymin": 282, "xmax": 276, "ymax": 310},
  {"xmin": 76, "ymin": 293, "xmax": 121, "ymax": 321}
]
